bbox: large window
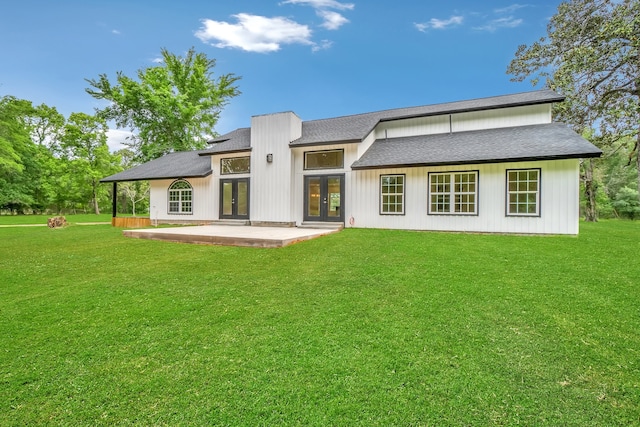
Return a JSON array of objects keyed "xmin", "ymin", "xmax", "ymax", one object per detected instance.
[
  {"xmin": 168, "ymin": 180, "xmax": 193, "ymax": 214},
  {"xmin": 428, "ymin": 171, "xmax": 478, "ymax": 215},
  {"xmin": 380, "ymin": 174, "xmax": 405, "ymax": 215},
  {"xmin": 304, "ymin": 149, "xmax": 344, "ymax": 170},
  {"xmin": 506, "ymin": 169, "xmax": 540, "ymax": 216},
  {"xmin": 221, "ymin": 157, "xmax": 250, "ymax": 175}
]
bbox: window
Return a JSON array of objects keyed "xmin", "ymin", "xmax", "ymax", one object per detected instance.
[
  {"xmin": 380, "ymin": 174, "xmax": 405, "ymax": 214},
  {"xmin": 429, "ymin": 171, "xmax": 478, "ymax": 215},
  {"xmin": 304, "ymin": 149, "xmax": 344, "ymax": 170},
  {"xmin": 168, "ymin": 180, "xmax": 193, "ymax": 214},
  {"xmin": 221, "ymin": 157, "xmax": 250, "ymax": 175},
  {"xmin": 507, "ymin": 169, "xmax": 540, "ymax": 216}
]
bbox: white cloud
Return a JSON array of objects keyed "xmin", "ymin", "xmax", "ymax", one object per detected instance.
[
  {"xmin": 414, "ymin": 23, "xmax": 428, "ymax": 32},
  {"xmin": 107, "ymin": 129, "xmax": 133, "ymax": 153},
  {"xmin": 317, "ymin": 10, "xmax": 349, "ymax": 30},
  {"xmin": 415, "ymin": 15, "xmax": 463, "ymax": 31},
  {"xmin": 494, "ymin": 4, "xmax": 528, "ymax": 14},
  {"xmin": 312, "ymin": 39, "xmax": 333, "ymax": 52},
  {"xmin": 473, "ymin": 16, "xmax": 523, "ymax": 32},
  {"xmin": 111, "ymin": 29, "xmax": 121, "ymax": 35},
  {"xmin": 280, "ymin": 0, "xmax": 355, "ymax": 11},
  {"xmin": 195, "ymin": 14, "xmax": 313, "ymax": 53}
]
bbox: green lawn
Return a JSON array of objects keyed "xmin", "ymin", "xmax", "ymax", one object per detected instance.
[
  {"xmin": 1, "ymin": 222, "xmax": 639, "ymax": 425},
  {"xmin": 0, "ymin": 213, "xmax": 117, "ymax": 225}
]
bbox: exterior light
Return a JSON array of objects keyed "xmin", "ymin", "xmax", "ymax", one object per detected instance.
[{"xmin": 266, "ymin": 153, "xmax": 273, "ymax": 163}]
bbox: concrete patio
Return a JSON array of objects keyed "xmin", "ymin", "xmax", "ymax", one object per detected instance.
[{"xmin": 122, "ymin": 224, "xmax": 342, "ymax": 248}]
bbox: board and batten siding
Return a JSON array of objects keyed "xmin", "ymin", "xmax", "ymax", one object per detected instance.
[
  {"xmin": 347, "ymin": 159, "xmax": 580, "ymax": 235},
  {"xmin": 372, "ymin": 105, "xmax": 552, "ymax": 140},
  {"xmin": 250, "ymin": 112, "xmax": 301, "ymax": 223},
  {"xmin": 149, "ymin": 177, "xmax": 214, "ymax": 223}
]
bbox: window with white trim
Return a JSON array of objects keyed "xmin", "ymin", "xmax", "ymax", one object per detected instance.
[
  {"xmin": 506, "ymin": 169, "xmax": 540, "ymax": 216},
  {"xmin": 428, "ymin": 171, "xmax": 478, "ymax": 215},
  {"xmin": 168, "ymin": 180, "xmax": 193, "ymax": 214},
  {"xmin": 380, "ymin": 174, "xmax": 405, "ymax": 214}
]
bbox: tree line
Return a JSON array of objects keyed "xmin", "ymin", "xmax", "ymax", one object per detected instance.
[
  {"xmin": 0, "ymin": 48, "xmax": 240, "ymax": 216},
  {"xmin": 0, "ymin": 98, "xmax": 121, "ymax": 214}
]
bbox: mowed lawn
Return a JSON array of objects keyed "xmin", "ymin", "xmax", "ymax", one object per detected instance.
[{"xmin": 1, "ymin": 221, "xmax": 639, "ymax": 425}]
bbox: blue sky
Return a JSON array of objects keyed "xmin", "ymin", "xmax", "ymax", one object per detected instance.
[{"xmin": 0, "ymin": 0, "xmax": 561, "ymax": 151}]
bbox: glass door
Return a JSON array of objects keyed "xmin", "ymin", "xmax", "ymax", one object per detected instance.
[
  {"xmin": 220, "ymin": 178, "xmax": 249, "ymax": 220},
  {"xmin": 304, "ymin": 174, "xmax": 344, "ymax": 222}
]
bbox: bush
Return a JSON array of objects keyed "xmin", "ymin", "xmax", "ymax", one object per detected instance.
[{"xmin": 612, "ymin": 187, "xmax": 640, "ymax": 219}]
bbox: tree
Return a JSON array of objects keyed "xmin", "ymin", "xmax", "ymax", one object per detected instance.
[
  {"xmin": 0, "ymin": 96, "xmax": 38, "ymax": 212},
  {"xmin": 612, "ymin": 187, "xmax": 640, "ymax": 218},
  {"xmin": 60, "ymin": 113, "xmax": 121, "ymax": 214},
  {"xmin": 507, "ymin": 0, "xmax": 639, "ymax": 221},
  {"xmin": 86, "ymin": 47, "xmax": 241, "ymax": 163},
  {"xmin": 120, "ymin": 181, "xmax": 149, "ymax": 216},
  {"xmin": 115, "ymin": 147, "xmax": 149, "ymax": 216},
  {"xmin": 0, "ymin": 96, "xmax": 29, "ymax": 176},
  {"xmin": 22, "ymin": 103, "xmax": 65, "ymax": 150}
]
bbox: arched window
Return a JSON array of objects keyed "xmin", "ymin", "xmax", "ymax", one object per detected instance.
[{"xmin": 168, "ymin": 180, "xmax": 193, "ymax": 214}]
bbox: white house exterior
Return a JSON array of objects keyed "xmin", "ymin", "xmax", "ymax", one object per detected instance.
[{"xmin": 102, "ymin": 90, "xmax": 602, "ymax": 235}]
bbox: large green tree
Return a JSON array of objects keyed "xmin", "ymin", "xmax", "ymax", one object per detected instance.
[
  {"xmin": 86, "ymin": 47, "xmax": 240, "ymax": 163},
  {"xmin": 0, "ymin": 97, "xmax": 34, "ymax": 210},
  {"xmin": 60, "ymin": 113, "xmax": 121, "ymax": 214},
  {"xmin": 507, "ymin": 0, "xmax": 639, "ymax": 221}
]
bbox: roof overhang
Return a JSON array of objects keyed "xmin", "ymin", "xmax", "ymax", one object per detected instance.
[
  {"xmin": 351, "ymin": 154, "xmax": 597, "ymax": 170},
  {"xmin": 351, "ymin": 123, "xmax": 602, "ymax": 170},
  {"xmin": 100, "ymin": 170, "xmax": 212, "ymax": 183},
  {"xmin": 100, "ymin": 150, "xmax": 213, "ymax": 183},
  {"xmin": 289, "ymin": 139, "xmax": 361, "ymax": 148},
  {"xmin": 199, "ymin": 148, "xmax": 252, "ymax": 157}
]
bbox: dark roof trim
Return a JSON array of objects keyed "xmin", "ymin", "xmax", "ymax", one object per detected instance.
[
  {"xmin": 288, "ymin": 139, "xmax": 360, "ymax": 148},
  {"xmin": 350, "ymin": 153, "xmax": 599, "ymax": 171},
  {"xmin": 199, "ymin": 148, "xmax": 252, "ymax": 157},
  {"xmin": 100, "ymin": 170, "xmax": 212, "ymax": 183}
]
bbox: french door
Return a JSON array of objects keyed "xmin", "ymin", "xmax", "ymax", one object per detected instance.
[
  {"xmin": 220, "ymin": 178, "xmax": 249, "ymax": 220},
  {"xmin": 304, "ymin": 174, "xmax": 344, "ymax": 222}
]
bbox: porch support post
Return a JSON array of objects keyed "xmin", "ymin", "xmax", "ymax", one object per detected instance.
[{"xmin": 112, "ymin": 182, "xmax": 117, "ymax": 219}]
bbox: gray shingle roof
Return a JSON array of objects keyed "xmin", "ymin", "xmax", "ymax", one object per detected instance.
[
  {"xmin": 290, "ymin": 90, "xmax": 564, "ymax": 146},
  {"xmin": 101, "ymin": 150, "xmax": 212, "ymax": 182},
  {"xmin": 201, "ymin": 128, "xmax": 251, "ymax": 155},
  {"xmin": 351, "ymin": 123, "xmax": 602, "ymax": 170},
  {"xmin": 101, "ymin": 90, "xmax": 578, "ymax": 181}
]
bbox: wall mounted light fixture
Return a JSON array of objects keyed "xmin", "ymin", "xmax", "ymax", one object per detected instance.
[{"xmin": 266, "ymin": 153, "xmax": 273, "ymax": 163}]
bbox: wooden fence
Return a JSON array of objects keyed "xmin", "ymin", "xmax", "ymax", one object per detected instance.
[{"xmin": 111, "ymin": 217, "xmax": 152, "ymax": 228}]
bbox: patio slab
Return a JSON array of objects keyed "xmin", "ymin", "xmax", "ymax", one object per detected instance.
[{"xmin": 122, "ymin": 225, "xmax": 342, "ymax": 248}]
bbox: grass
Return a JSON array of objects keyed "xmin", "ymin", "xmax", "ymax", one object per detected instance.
[
  {"xmin": 1, "ymin": 221, "xmax": 639, "ymax": 425},
  {"xmin": 0, "ymin": 213, "xmax": 147, "ymax": 226}
]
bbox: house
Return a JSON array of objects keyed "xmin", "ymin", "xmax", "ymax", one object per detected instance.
[{"xmin": 101, "ymin": 90, "xmax": 602, "ymax": 235}]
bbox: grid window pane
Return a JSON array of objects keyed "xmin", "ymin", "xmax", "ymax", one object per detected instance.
[
  {"xmin": 429, "ymin": 172, "xmax": 477, "ymax": 215},
  {"xmin": 507, "ymin": 169, "xmax": 539, "ymax": 216},
  {"xmin": 380, "ymin": 175, "xmax": 405, "ymax": 214},
  {"xmin": 167, "ymin": 180, "xmax": 193, "ymax": 214}
]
